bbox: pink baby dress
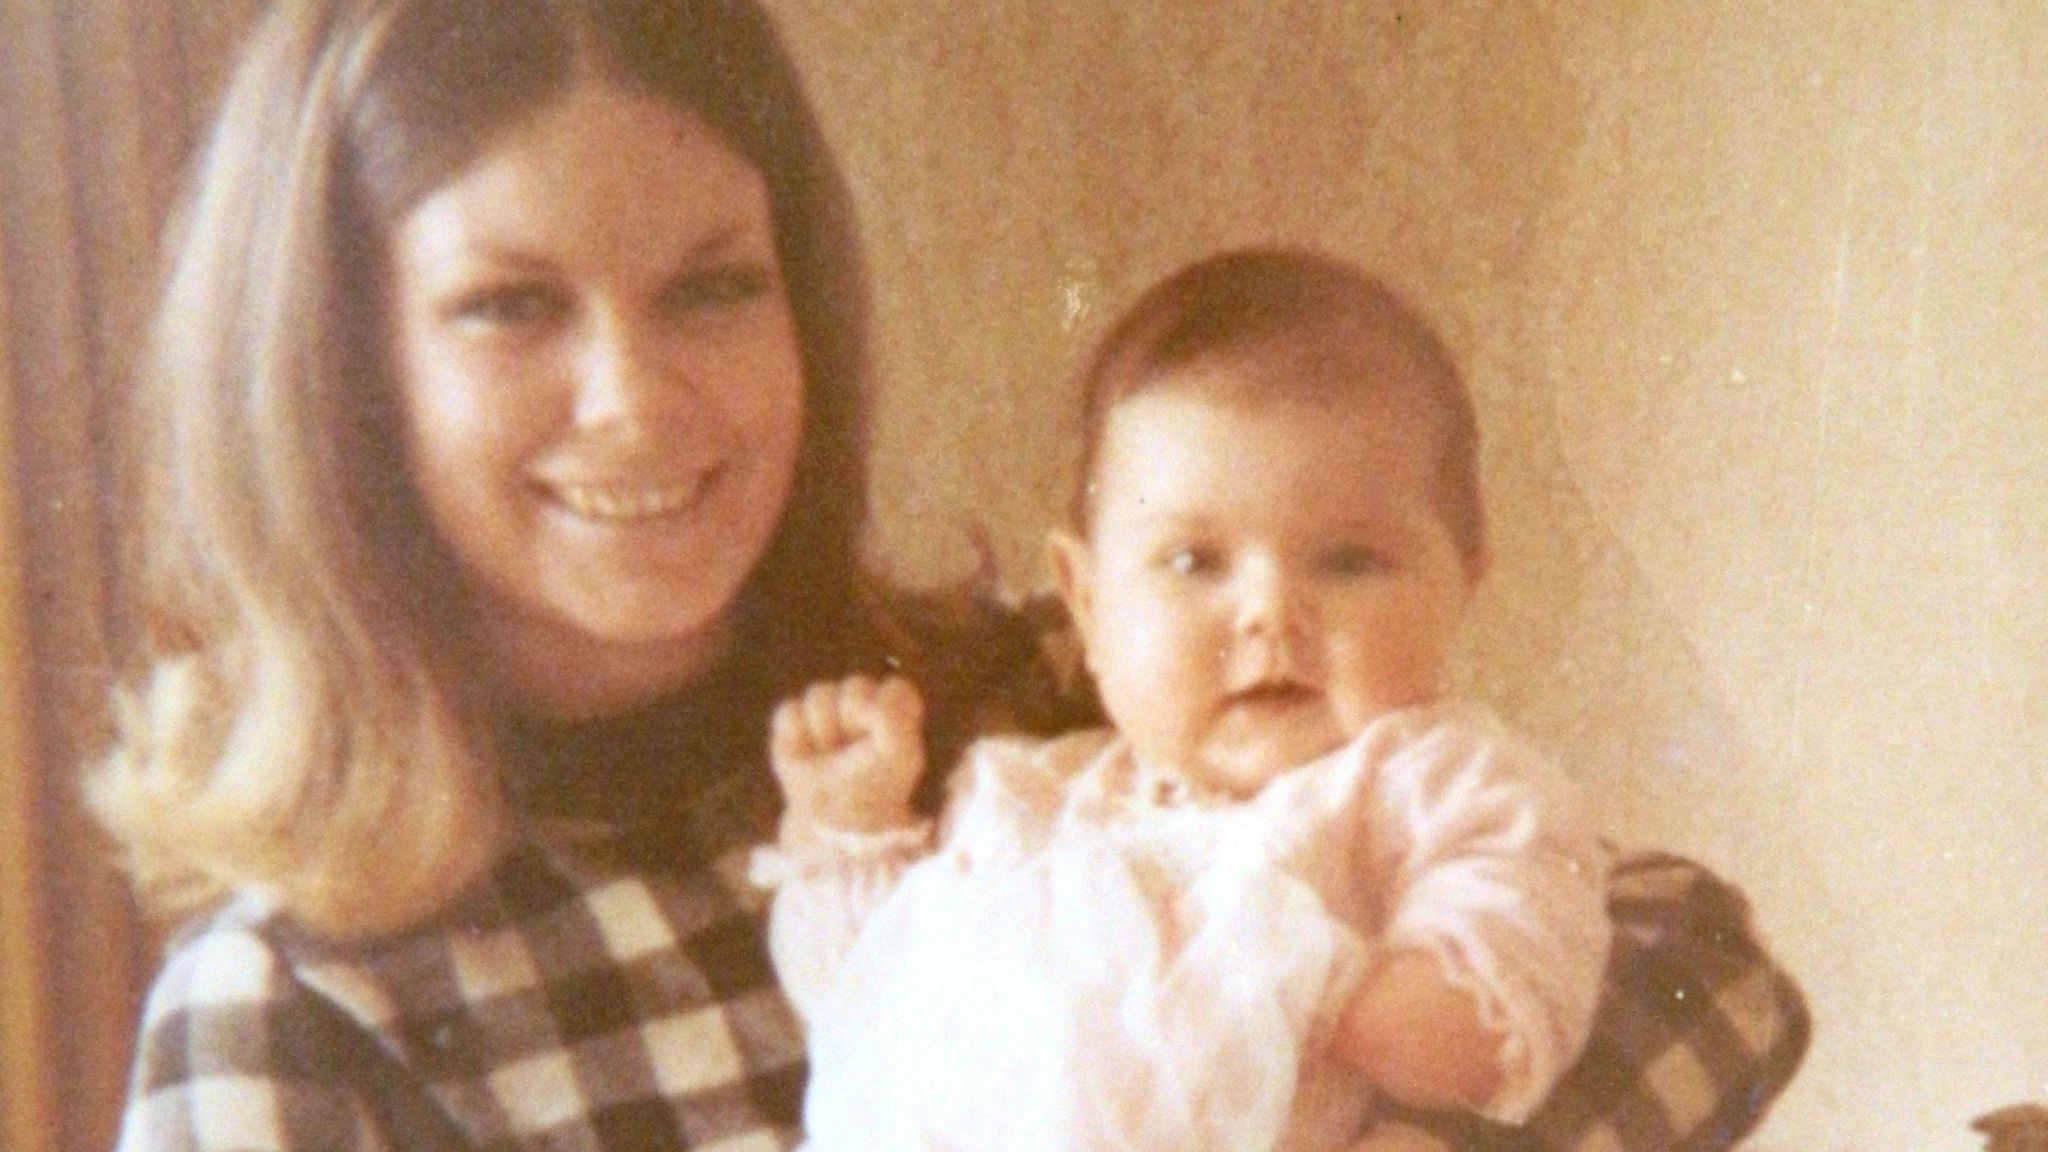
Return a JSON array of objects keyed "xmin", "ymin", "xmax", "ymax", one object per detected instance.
[{"xmin": 758, "ymin": 702, "xmax": 1612, "ymax": 1152}]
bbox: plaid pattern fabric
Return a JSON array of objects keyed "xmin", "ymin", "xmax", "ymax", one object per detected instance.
[
  {"xmin": 113, "ymin": 591, "xmax": 1809, "ymax": 1151},
  {"xmin": 118, "ymin": 844, "xmax": 805, "ymax": 1152}
]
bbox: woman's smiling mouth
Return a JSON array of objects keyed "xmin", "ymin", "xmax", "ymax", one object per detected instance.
[{"xmin": 549, "ymin": 471, "xmax": 716, "ymax": 522}]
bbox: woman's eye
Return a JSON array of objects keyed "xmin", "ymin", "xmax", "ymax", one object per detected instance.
[
  {"xmin": 449, "ymin": 284, "xmax": 564, "ymax": 331},
  {"xmin": 662, "ymin": 264, "xmax": 775, "ymax": 315},
  {"xmin": 1322, "ymin": 545, "xmax": 1389, "ymax": 577}
]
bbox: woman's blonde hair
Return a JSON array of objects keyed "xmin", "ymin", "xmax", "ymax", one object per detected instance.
[{"xmin": 88, "ymin": 0, "xmax": 873, "ymax": 938}]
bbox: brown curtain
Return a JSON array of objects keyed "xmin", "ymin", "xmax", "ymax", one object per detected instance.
[{"xmin": 0, "ymin": 3, "xmax": 265, "ymax": 1150}]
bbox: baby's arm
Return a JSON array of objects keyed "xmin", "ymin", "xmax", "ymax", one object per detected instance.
[
  {"xmin": 760, "ymin": 675, "xmax": 931, "ymax": 1023},
  {"xmin": 1334, "ymin": 710, "xmax": 1613, "ymax": 1123},
  {"xmin": 1330, "ymin": 948, "xmax": 1506, "ymax": 1110}
]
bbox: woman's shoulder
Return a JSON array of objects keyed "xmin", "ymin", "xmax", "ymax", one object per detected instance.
[
  {"xmin": 121, "ymin": 896, "xmax": 377, "ymax": 1150},
  {"xmin": 142, "ymin": 897, "xmax": 294, "ymax": 1025}
]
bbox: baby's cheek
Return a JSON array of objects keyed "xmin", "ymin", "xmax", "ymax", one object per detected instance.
[
  {"xmin": 1328, "ymin": 639, "xmax": 1421, "ymax": 722},
  {"xmin": 1097, "ymin": 664, "xmax": 1184, "ymax": 747},
  {"xmin": 1096, "ymin": 668, "xmax": 1198, "ymax": 767}
]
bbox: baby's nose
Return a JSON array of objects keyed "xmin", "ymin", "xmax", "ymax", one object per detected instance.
[{"xmin": 1231, "ymin": 565, "xmax": 1313, "ymax": 638}]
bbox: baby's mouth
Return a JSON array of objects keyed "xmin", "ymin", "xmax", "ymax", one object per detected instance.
[{"xmin": 1222, "ymin": 680, "xmax": 1319, "ymax": 713}]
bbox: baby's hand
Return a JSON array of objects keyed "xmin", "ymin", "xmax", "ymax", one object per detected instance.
[{"xmin": 770, "ymin": 675, "xmax": 927, "ymax": 835}]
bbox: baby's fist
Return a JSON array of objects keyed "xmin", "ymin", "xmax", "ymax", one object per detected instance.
[{"xmin": 770, "ymin": 675, "xmax": 926, "ymax": 834}]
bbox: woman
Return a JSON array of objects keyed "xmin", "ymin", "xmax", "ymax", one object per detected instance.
[{"xmin": 91, "ymin": 1, "xmax": 1806, "ymax": 1149}]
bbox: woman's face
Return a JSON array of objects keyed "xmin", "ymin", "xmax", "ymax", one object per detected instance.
[{"xmin": 385, "ymin": 82, "xmax": 805, "ymax": 714}]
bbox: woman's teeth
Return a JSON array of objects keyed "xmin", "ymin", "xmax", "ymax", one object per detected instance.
[{"xmin": 554, "ymin": 477, "xmax": 704, "ymax": 522}]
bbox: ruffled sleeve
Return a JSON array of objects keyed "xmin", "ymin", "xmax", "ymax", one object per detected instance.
[
  {"xmin": 1357, "ymin": 704, "xmax": 1614, "ymax": 1124},
  {"xmin": 755, "ymin": 728, "xmax": 1110, "ymax": 1027},
  {"xmin": 751, "ymin": 817, "xmax": 935, "ymax": 1026}
]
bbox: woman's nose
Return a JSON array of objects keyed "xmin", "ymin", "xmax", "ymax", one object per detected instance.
[{"xmin": 572, "ymin": 315, "xmax": 690, "ymax": 433}]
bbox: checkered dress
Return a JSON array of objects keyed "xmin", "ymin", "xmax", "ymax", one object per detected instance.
[
  {"xmin": 119, "ymin": 839, "xmax": 805, "ymax": 1152},
  {"xmin": 111, "ymin": 594, "xmax": 1809, "ymax": 1152}
]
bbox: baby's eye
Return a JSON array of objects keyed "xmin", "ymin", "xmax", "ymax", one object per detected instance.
[
  {"xmin": 1162, "ymin": 545, "xmax": 1225, "ymax": 578},
  {"xmin": 1321, "ymin": 544, "xmax": 1390, "ymax": 578},
  {"xmin": 448, "ymin": 282, "xmax": 566, "ymax": 331},
  {"xmin": 661, "ymin": 263, "xmax": 776, "ymax": 316}
]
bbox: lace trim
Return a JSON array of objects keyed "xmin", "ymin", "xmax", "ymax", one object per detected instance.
[{"xmin": 745, "ymin": 819, "xmax": 934, "ymax": 889}]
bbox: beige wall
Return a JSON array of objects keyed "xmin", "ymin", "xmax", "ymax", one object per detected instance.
[{"xmin": 775, "ymin": 3, "xmax": 2048, "ymax": 1150}]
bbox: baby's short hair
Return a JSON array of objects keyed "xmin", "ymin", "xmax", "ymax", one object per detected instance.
[{"xmin": 1070, "ymin": 246, "xmax": 1485, "ymax": 568}]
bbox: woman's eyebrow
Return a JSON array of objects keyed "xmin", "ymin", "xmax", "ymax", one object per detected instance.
[
  {"xmin": 452, "ymin": 219, "xmax": 764, "ymax": 273},
  {"xmin": 456, "ymin": 244, "xmax": 557, "ymax": 273},
  {"xmin": 680, "ymin": 220, "xmax": 766, "ymax": 261}
]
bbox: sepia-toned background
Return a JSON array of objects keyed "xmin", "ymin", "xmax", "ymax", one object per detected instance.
[{"xmin": 2, "ymin": 4, "xmax": 2042, "ymax": 1152}]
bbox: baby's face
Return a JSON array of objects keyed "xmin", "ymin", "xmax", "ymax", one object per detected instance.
[{"xmin": 1052, "ymin": 383, "xmax": 1477, "ymax": 796}]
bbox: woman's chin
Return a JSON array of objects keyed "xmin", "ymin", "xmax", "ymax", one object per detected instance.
[{"xmin": 470, "ymin": 586, "xmax": 744, "ymax": 714}]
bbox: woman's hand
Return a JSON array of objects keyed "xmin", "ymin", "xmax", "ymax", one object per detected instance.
[{"xmin": 770, "ymin": 675, "xmax": 927, "ymax": 835}]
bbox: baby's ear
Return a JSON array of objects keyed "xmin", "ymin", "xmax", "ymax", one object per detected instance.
[{"xmin": 1045, "ymin": 528, "xmax": 1096, "ymax": 642}]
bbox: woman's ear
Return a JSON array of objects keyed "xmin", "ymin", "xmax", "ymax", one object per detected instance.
[{"xmin": 1046, "ymin": 528, "xmax": 1096, "ymax": 647}]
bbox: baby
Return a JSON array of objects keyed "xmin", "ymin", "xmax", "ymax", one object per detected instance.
[{"xmin": 754, "ymin": 248, "xmax": 1613, "ymax": 1152}]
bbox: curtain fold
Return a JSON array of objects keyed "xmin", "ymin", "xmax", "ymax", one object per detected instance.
[
  {"xmin": 0, "ymin": 4, "xmax": 263, "ymax": 1150},
  {"xmin": 0, "ymin": 199, "xmax": 58, "ymax": 1152}
]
